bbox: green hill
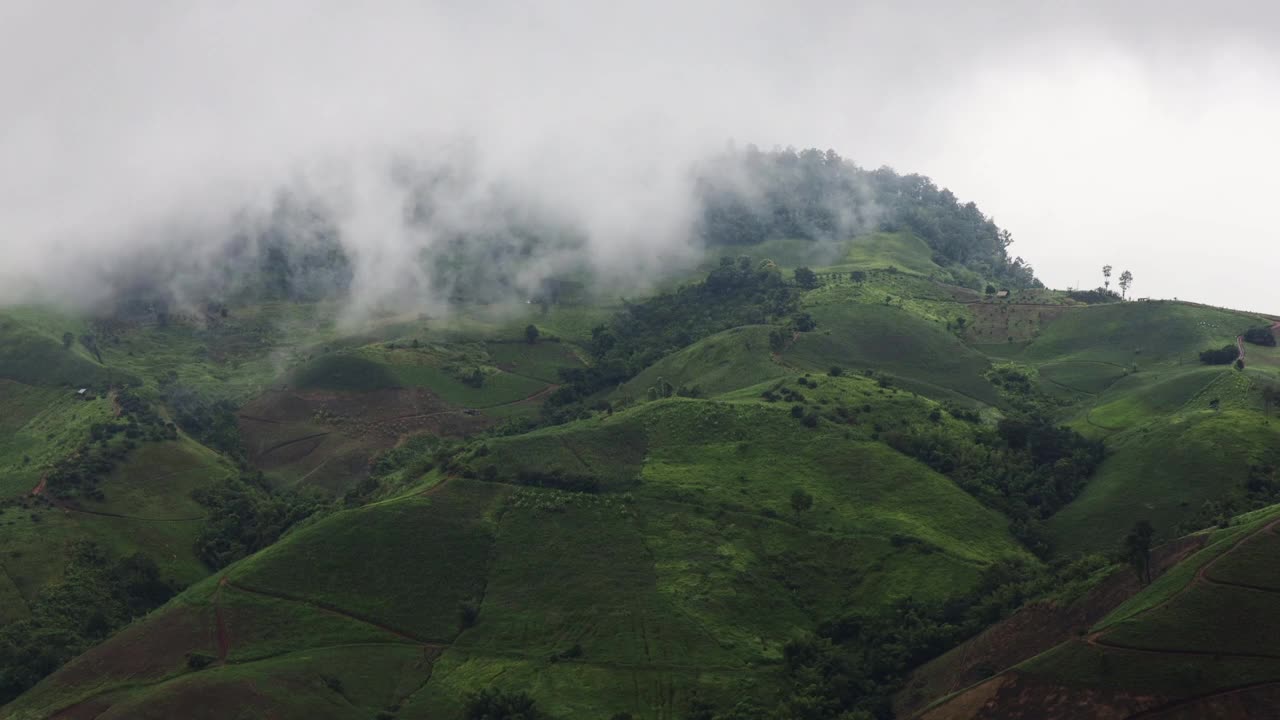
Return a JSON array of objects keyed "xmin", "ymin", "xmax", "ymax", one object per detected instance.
[
  {"xmin": 5, "ymin": 394, "xmax": 1031, "ymax": 718},
  {"xmin": 7, "ymin": 239, "xmax": 1280, "ymax": 718}
]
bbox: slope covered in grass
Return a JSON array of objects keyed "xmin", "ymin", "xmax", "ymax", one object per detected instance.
[
  {"xmin": 919, "ymin": 506, "xmax": 1280, "ymax": 720},
  {"xmin": 0, "ymin": 310, "xmax": 136, "ymax": 389},
  {"xmin": 12, "ymin": 390, "xmax": 1032, "ymax": 718},
  {"xmin": 1012, "ymin": 301, "xmax": 1258, "ymax": 367},
  {"xmin": 784, "ymin": 304, "xmax": 999, "ymax": 405},
  {"xmin": 1046, "ymin": 409, "xmax": 1280, "ymax": 554},
  {"xmin": 618, "ymin": 325, "xmax": 788, "ymax": 399}
]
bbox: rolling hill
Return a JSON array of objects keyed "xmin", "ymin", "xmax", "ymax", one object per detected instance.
[{"xmin": 4, "ymin": 230, "xmax": 1280, "ymax": 719}]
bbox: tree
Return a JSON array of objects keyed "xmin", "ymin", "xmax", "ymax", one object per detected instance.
[
  {"xmin": 985, "ymin": 284, "xmax": 996, "ymax": 295},
  {"xmin": 78, "ymin": 334, "xmax": 103, "ymax": 364},
  {"xmin": 1118, "ymin": 270, "xmax": 1133, "ymax": 299},
  {"xmin": 850, "ymin": 270, "xmax": 866, "ymax": 283},
  {"xmin": 61, "ymin": 332, "xmax": 73, "ymax": 350},
  {"xmin": 794, "ymin": 266, "xmax": 818, "ymax": 289},
  {"xmin": 1123, "ymin": 520, "xmax": 1155, "ymax": 584},
  {"xmin": 790, "ymin": 488, "xmax": 814, "ymax": 516},
  {"xmin": 524, "ymin": 324, "xmax": 539, "ymax": 344},
  {"xmin": 1102, "ymin": 264, "xmax": 1113, "ymax": 291}
]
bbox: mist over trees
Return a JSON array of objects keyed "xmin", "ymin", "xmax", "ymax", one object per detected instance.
[
  {"xmin": 695, "ymin": 145, "xmax": 1040, "ymax": 288},
  {"xmin": 78, "ymin": 145, "xmax": 1043, "ymax": 320}
]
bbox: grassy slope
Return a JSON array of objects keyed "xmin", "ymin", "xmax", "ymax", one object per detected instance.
[
  {"xmin": 619, "ymin": 325, "xmax": 789, "ymax": 399},
  {"xmin": 919, "ymin": 507, "xmax": 1280, "ymax": 719},
  {"xmin": 1029, "ymin": 506, "xmax": 1280, "ymax": 695},
  {"xmin": 785, "ymin": 304, "xmax": 1000, "ymax": 406},
  {"xmin": 11, "ymin": 391, "xmax": 1030, "ymax": 718}
]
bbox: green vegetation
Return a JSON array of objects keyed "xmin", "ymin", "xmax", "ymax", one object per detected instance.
[
  {"xmin": 0, "ymin": 541, "xmax": 175, "ymax": 704},
  {"xmin": 7, "ymin": 204, "xmax": 1280, "ymax": 719}
]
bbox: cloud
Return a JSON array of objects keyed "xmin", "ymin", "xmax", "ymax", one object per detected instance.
[{"xmin": 2, "ymin": 1, "xmax": 1279, "ymax": 312}]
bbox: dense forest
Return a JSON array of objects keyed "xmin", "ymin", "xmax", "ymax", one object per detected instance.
[{"xmin": 695, "ymin": 146, "xmax": 1040, "ymax": 288}]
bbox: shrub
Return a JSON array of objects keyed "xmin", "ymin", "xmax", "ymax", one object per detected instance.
[
  {"xmin": 1243, "ymin": 327, "xmax": 1276, "ymax": 347},
  {"xmin": 464, "ymin": 688, "xmax": 545, "ymax": 720},
  {"xmin": 185, "ymin": 652, "xmax": 215, "ymax": 670},
  {"xmin": 1199, "ymin": 345, "xmax": 1240, "ymax": 365}
]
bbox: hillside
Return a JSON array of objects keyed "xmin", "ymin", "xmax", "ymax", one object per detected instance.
[
  {"xmin": 916, "ymin": 505, "xmax": 1280, "ymax": 719},
  {"xmin": 4, "ymin": 231, "xmax": 1280, "ymax": 719}
]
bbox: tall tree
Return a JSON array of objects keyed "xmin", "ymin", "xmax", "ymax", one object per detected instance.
[
  {"xmin": 1119, "ymin": 270, "xmax": 1134, "ymax": 299},
  {"xmin": 1123, "ymin": 520, "xmax": 1155, "ymax": 584},
  {"xmin": 1102, "ymin": 264, "xmax": 1113, "ymax": 290}
]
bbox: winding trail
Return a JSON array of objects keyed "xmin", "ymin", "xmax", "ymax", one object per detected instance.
[{"xmin": 221, "ymin": 578, "xmax": 442, "ymax": 646}]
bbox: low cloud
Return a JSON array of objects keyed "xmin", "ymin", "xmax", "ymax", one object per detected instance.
[{"xmin": 3, "ymin": 1, "xmax": 1279, "ymax": 313}]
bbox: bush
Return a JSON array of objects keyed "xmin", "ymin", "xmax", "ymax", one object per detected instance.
[
  {"xmin": 463, "ymin": 688, "xmax": 544, "ymax": 720},
  {"xmin": 458, "ymin": 601, "xmax": 480, "ymax": 629},
  {"xmin": 1244, "ymin": 327, "xmax": 1276, "ymax": 346},
  {"xmin": 1199, "ymin": 345, "xmax": 1240, "ymax": 365},
  {"xmin": 828, "ymin": 365, "xmax": 843, "ymax": 377}
]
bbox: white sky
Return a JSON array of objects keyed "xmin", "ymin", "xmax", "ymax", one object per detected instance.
[{"xmin": 1, "ymin": 1, "xmax": 1277, "ymax": 311}]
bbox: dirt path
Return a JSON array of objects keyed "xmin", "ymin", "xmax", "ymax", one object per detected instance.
[
  {"xmin": 222, "ymin": 578, "xmax": 442, "ymax": 646},
  {"xmin": 31, "ymin": 477, "xmax": 204, "ymax": 521},
  {"xmin": 258, "ymin": 431, "xmax": 330, "ymax": 457},
  {"xmin": 1126, "ymin": 679, "xmax": 1280, "ymax": 719}
]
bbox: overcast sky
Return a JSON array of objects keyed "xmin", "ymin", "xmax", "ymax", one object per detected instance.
[{"xmin": 2, "ymin": 1, "xmax": 1277, "ymax": 311}]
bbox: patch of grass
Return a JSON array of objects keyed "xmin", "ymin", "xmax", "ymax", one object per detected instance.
[
  {"xmin": 1103, "ymin": 581, "xmax": 1280, "ymax": 656},
  {"xmin": 484, "ymin": 340, "xmax": 584, "ymax": 383},
  {"xmin": 80, "ymin": 438, "xmax": 234, "ymax": 520},
  {"xmin": 834, "ymin": 231, "xmax": 942, "ymax": 275},
  {"xmin": 1046, "ymin": 412, "xmax": 1280, "ymax": 554},
  {"xmin": 1019, "ymin": 640, "xmax": 1280, "ymax": 695},
  {"xmin": 1038, "ymin": 361, "xmax": 1129, "ymax": 395},
  {"xmin": 0, "ymin": 309, "xmax": 137, "ymax": 389},
  {"xmin": 291, "ymin": 354, "xmax": 402, "ymax": 392},
  {"xmin": 1083, "ymin": 367, "xmax": 1222, "ymax": 431},
  {"xmin": 631, "ymin": 400, "xmax": 1021, "ymax": 564},
  {"xmin": 783, "ymin": 304, "xmax": 1000, "ymax": 406},
  {"xmin": 0, "ymin": 382, "xmax": 116, "ymax": 498},
  {"xmin": 455, "ymin": 494, "xmax": 742, "ymax": 666},
  {"xmin": 1017, "ymin": 301, "xmax": 1259, "ymax": 367},
  {"xmin": 407, "ymin": 651, "xmax": 761, "ymax": 720},
  {"xmin": 619, "ymin": 325, "xmax": 788, "ymax": 400},
  {"xmin": 231, "ymin": 479, "xmax": 508, "ymax": 641}
]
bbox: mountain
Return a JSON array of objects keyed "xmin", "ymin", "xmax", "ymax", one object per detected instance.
[{"xmin": 2, "ymin": 208, "xmax": 1279, "ymax": 718}]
